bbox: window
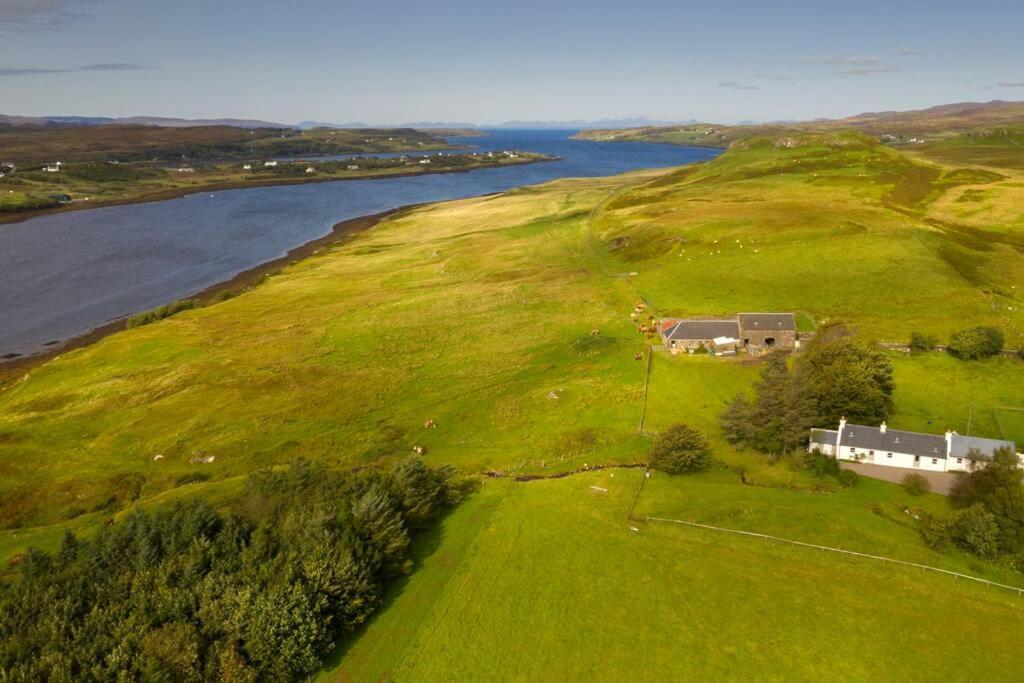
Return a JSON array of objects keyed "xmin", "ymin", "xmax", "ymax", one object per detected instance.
[
  {"xmin": 931, "ymin": 459, "xmax": 938, "ymax": 465},
  {"xmin": 849, "ymin": 448, "xmax": 856, "ymax": 454},
  {"xmin": 887, "ymin": 453, "xmax": 893, "ymax": 459},
  {"xmin": 956, "ymin": 458, "xmax": 963, "ymax": 464},
  {"xmin": 869, "ymin": 450, "xmax": 875, "ymax": 456}
]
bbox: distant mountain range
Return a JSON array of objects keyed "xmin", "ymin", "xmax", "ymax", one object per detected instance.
[
  {"xmin": 1, "ymin": 114, "xmax": 698, "ymax": 131},
  {"xmin": 0, "ymin": 114, "xmax": 290, "ymax": 128}
]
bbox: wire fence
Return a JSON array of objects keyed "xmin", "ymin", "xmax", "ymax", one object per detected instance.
[{"xmin": 645, "ymin": 515, "xmax": 1024, "ymax": 597}]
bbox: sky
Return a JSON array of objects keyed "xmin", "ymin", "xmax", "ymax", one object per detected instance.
[{"xmin": 1, "ymin": 0, "xmax": 1023, "ymax": 125}]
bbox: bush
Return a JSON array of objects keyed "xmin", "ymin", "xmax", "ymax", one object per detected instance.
[
  {"xmin": 125, "ymin": 299, "xmax": 197, "ymax": 328},
  {"xmin": 920, "ymin": 513, "xmax": 954, "ymax": 551},
  {"xmin": 947, "ymin": 326, "xmax": 1004, "ymax": 360},
  {"xmin": 836, "ymin": 470, "xmax": 860, "ymax": 488},
  {"xmin": 649, "ymin": 424, "xmax": 710, "ymax": 474},
  {"xmin": 174, "ymin": 472, "xmax": 211, "ymax": 487},
  {"xmin": 952, "ymin": 505, "xmax": 1001, "ymax": 558},
  {"xmin": 901, "ymin": 473, "xmax": 931, "ymax": 496},
  {"xmin": 800, "ymin": 450, "xmax": 840, "ymax": 477},
  {"xmin": 908, "ymin": 332, "xmax": 937, "ymax": 353}
]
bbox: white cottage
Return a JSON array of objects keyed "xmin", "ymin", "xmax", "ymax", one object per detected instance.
[{"xmin": 809, "ymin": 418, "xmax": 1019, "ymax": 473}]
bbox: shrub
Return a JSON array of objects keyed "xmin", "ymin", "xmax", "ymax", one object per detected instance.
[
  {"xmin": 920, "ymin": 513, "xmax": 954, "ymax": 551},
  {"xmin": 901, "ymin": 473, "xmax": 931, "ymax": 496},
  {"xmin": 800, "ymin": 450, "xmax": 840, "ymax": 477},
  {"xmin": 649, "ymin": 424, "xmax": 710, "ymax": 474},
  {"xmin": 947, "ymin": 326, "xmax": 1004, "ymax": 360},
  {"xmin": 125, "ymin": 299, "xmax": 197, "ymax": 328},
  {"xmin": 175, "ymin": 472, "xmax": 212, "ymax": 487},
  {"xmin": 836, "ymin": 470, "xmax": 860, "ymax": 488},
  {"xmin": 952, "ymin": 505, "xmax": 1001, "ymax": 558},
  {"xmin": 908, "ymin": 332, "xmax": 937, "ymax": 353}
]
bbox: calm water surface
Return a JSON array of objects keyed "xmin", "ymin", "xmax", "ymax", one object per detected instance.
[{"xmin": 0, "ymin": 130, "xmax": 719, "ymax": 357}]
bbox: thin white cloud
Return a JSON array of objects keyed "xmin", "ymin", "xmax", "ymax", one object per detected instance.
[
  {"xmin": 0, "ymin": 63, "xmax": 153, "ymax": 77},
  {"xmin": 840, "ymin": 65, "xmax": 900, "ymax": 76},
  {"xmin": 0, "ymin": 0, "xmax": 96, "ymax": 32},
  {"xmin": 896, "ymin": 46, "xmax": 918, "ymax": 55},
  {"xmin": 998, "ymin": 80, "xmax": 1024, "ymax": 88},
  {"xmin": 753, "ymin": 73, "xmax": 795, "ymax": 81},
  {"xmin": 718, "ymin": 81, "xmax": 759, "ymax": 90},
  {"xmin": 797, "ymin": 56, "xmax": 880, "ymax": 66}
]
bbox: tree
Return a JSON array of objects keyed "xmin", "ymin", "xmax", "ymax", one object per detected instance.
[
  {"xmin": 719, "ymin": 394, "xmax": 753, "ymax": 447},
  {"xmin": 952, "ymin": 505, "xmax": 1001, "ymax": 558},
  {"xmin": 909, "ymin": 332, "xmax": 937, "ymax": 353},
  {"xmin": 649, "ymin": 425, "xmax": 711, "ymax": 474},
  {"xmin": 947, "ymin": 326, "xmax": 1004, "ymax": 360},
  {"xmin": 794, "ymin": 324, "xmax": 894, "ymax": 426},
  {"xmin": 719, "ymin": 322, "xmax": 894, "ymax": 458}
]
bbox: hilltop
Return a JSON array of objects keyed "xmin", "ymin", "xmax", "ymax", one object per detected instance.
[{"xmin": 574, "ymin": 100, "xmax": 1024, "ymax": 169}]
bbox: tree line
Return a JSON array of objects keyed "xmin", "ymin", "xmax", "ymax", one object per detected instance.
[
  {"xmin": 720, "ymin": 322, "xmax": 895, "ymax": 458},
  {"xmin": 0, "ymin": 457, "xmax": 464, "ymax": 681}
]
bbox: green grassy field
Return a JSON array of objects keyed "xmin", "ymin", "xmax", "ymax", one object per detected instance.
[
  {"xmin": 910, "ymin": 126, "xmax": 1024, "ymax": 171},
  {"xmin": 0, "ymin": 124, "xmax": 451, "ymax": 165},
  {"xmin": 3, "ymin": 130, "xmax": 1024, "ymax": 676},
  {"xmin": 324, "ymin": 473, "xmax": 1024, "ymax": 681}
]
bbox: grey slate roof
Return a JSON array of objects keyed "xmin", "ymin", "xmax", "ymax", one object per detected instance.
[
  {"xmin": 840, "ymin": 423, "xmax": 947, "ymax": 459},
  {"xmin": 738, "ymin": 313, "xmax": 796, "ymax": 332},
  {"xmin": 810, "ymin": 429, "xmax": 838, "ymax": 446},
  {"xmin": 665, "ymin": 319, "xmax": 740, "ymax": 341},
  {"xmin": 951, "ymin": 434, "xmax": 1016, "ymax": 460}
]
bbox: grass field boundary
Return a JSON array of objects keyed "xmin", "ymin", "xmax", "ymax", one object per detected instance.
[{"xmin": 646, "ymin": 516, "xmax": 1024, "ymax": 596}]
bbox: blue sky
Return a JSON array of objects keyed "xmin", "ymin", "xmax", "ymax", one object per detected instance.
[{"xmin": 1, "ymin": 0, "xmax": 1022, "ymax": 124}]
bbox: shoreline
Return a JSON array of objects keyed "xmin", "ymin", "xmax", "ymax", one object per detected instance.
[
  {"xmin": 0, "ymin": 202, "xmax": 434, "ymax": 382},
  {"xmin": 0, "ymin": 156, "xmax": 553, "ymax": 227}
]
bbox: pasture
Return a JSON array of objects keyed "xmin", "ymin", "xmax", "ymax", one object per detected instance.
[
  {"xmin": 324, "ymin": 473, "xmax": 1024, "ymax": 681},
  {"xmin": 2, "ymin": 130, "xmax": 1024, "ymax": 676}
]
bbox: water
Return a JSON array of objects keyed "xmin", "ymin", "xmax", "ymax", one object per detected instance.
[{"xmin": 0, "ymin": 130, "xmax": 719, "ymax": 357}]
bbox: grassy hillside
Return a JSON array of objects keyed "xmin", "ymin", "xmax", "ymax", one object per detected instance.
[
  {"xmin": 0, "ymin": 150, "xmax": 546, "ymax": 218},
  {"xmin": 0, "ymin": 124, "xmax": 451, "ymax": 165},
  {"xmin": 325, "ymin": 473, "xmax": 1024, "ymax": 681},
  {"xmin": 575, "ymin": 100, "xmax": 1024, "ymax": 149},
  {"xmin": 3, "ymin": 131, "xmax": 1024, "ymax": 676},
  {"xmin": 910, "ymin": 126, "xmax": 1024, "ymax": 171}
]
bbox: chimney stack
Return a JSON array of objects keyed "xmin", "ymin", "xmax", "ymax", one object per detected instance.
[
  {"xmin": 945, "ymin": 430, "xmax": 953, "ymax": 457},
  {"xmin": 880, "ymin": 422, "xmax": 887, "ymax": 434}
]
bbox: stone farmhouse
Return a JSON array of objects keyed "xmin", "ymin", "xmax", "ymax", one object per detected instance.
[
  {"xmin": 809, "ymin": 417, "xmax": 1021, "ymax": 473},
  {"xmin": 659, "ymin": 312, "xmax": 797, "ymax": 356}
]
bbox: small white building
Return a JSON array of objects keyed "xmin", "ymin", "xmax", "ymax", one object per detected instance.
[
  {"xmin": 242, "ymin": 163, "xmax": 252, "ymax": 170},
  {"xmin": 43, "ymin": 164, "xmax": 61, "ymax": 173},
  {"xmin": 418, "ymin": 158, "xmax": 431, "ymax": 165},
  {"xmin": 809, "ymin": 418, "xmax": 1019, "ymax": 473},
  {"xmin": 305, "ymin": 166, "xmax": 316, "ymax": 174},
  {"xmin": 263, "ymin": 160, "xmax": 278, "ymax": 167},
  {"xmin": 346, "ymin": 164, "xmax": 359, "ymax": 170},
  {"xmin": 177, "ymin": 167, "xmax": 195, "ymax": 173}
]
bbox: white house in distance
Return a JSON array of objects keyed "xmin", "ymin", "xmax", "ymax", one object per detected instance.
[
  {"xmin": 263, "ymin": 160, "xmax": 278, "ymax": 167},
  {"xmin": 809, "ymin": 417, "xmax": 1020, "ymax": 472}
]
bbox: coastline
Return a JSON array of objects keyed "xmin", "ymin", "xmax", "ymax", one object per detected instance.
[
  {"xmin": 0, "ymin": 202, "xmax": 432, "ymax": 382},
  {"xmin": 0, "ymin": 156, "xmax": 552, "ymax": 227}
]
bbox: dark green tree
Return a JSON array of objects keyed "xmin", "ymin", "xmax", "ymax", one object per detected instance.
[{"xmin": 649, "ymin": 424, "xmax": 711, "ymax": 474}]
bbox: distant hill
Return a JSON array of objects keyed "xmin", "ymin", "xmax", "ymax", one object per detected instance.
[
  {"xmin": 493, "ymin": 117, "xmax": 697, "ymax": 129},
  {"xmin": 818, "ymin": 99, "xmax": 1024, "ymax": 135},
  {"xmin": 575, "ymin": 100, "xmax": 1024, "ymax": 149},
  {"xmin": 0, "ymin": 114, "xmax": 289, "ymax": 129}
]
